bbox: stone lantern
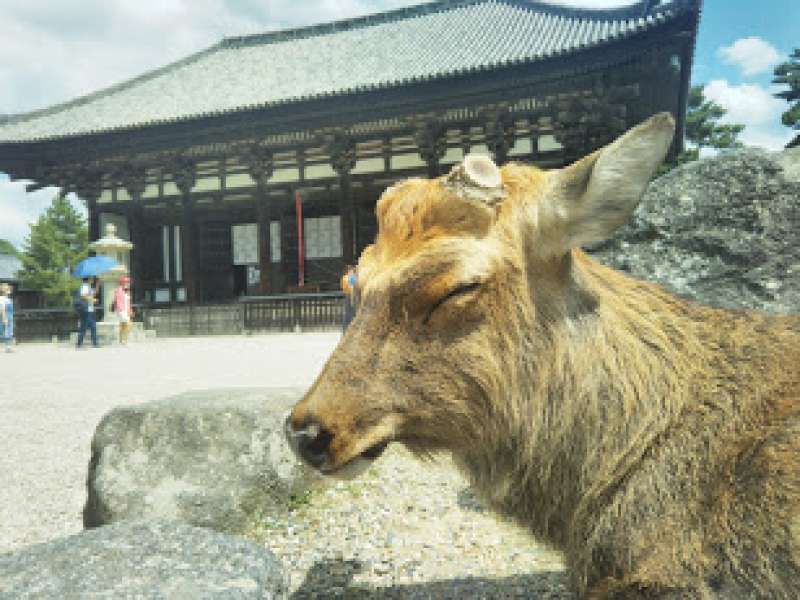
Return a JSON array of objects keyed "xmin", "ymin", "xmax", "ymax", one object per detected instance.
[{"xmin": 89, "ymin": 223, "xmax": 133, "ymax": 344}]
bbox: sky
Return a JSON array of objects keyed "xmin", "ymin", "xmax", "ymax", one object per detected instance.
[{"xmin": 0, "ymin": 0, "xmax": 798, "ymax": 249}]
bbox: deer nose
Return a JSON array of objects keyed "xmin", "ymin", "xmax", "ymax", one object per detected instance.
[{"xmin": 284, "ymin": 415, "xmax": 334, "ymax": 469}]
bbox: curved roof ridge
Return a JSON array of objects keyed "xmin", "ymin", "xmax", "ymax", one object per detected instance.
[
  {"xmin": 506, "ymin": 0, "xmax": 686, "ymax": 20},
  {"xmin": 1, "ymin": 42, "xmax": 226, "ymax": 129},
  {"xmin": 221, "ymin": 0, "xmax": 690, "ymax": 49}
]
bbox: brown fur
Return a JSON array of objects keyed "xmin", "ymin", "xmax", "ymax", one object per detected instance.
[{"xmin": 287, "ymin": 115, "xmax": 800, "ymax": 598}]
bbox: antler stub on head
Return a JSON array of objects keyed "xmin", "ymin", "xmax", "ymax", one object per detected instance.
[{"xmin": 444, "ymin": 154, "xmax": 506, "ymax": 205}]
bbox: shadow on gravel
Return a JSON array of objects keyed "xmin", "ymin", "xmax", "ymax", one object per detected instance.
[{"xmin": 290, "ymin": 558, "xmax": 574, "ymax": 599}]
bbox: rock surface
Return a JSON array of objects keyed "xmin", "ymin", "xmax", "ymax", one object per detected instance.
[
  {"xmin": 83, "ymin": 387, "xmax": 320, "ymax": 534},
  {"xmin": 590, "ymin": 148, "xmax": 800, "ymax": 314},
  {"xmin": 0, "ymin": 520, "xmax": 287, "ymax": 599}
]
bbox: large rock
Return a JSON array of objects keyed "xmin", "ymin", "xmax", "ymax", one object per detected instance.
[
  {"xmin": 83, "ymin": 387, "xmax": 319, "ymax": 534},
  {"xmin": 590, "ymin": 148, "xmax": 800, "ymax": 313},
  {"xmin": 0, "ymin": 520, "xmax": 287, "ymax": 599}
]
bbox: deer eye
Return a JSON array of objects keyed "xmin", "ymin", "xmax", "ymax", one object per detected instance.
[{"xmin": 424, "ymin": 282, "xmax": 481, "ymax": 323}]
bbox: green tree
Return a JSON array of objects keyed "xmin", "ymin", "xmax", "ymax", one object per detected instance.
[
  {"xmin": 659, "ymin": 85, "xmax": 746, "ymax": 174},
  {"xmin": 773, "ymin": 48, "xmax": 800, "ymax": 148},
  {"xmin": 683, "ymin": 85, "xmax": 745, "ymax": 159},
  {"xmin": 19, "ymin": 194, "xmax": 88, "ymax": 307},
  {"xmin": 0, "ymin": 239, "xmax": 18, "ymax": 256}
]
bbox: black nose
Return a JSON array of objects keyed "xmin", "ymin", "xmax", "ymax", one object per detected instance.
[{"xmin": 285, "ymin": 415, "xmax": 334, "ymax": 469}]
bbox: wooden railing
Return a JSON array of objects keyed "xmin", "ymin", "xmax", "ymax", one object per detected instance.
[
  {"xmin": 11, "ymin": 294, "xmax": 347, "ymax": 341},
  {"xmin": 241, "ymin": 292, "xmax": 345, "ymax": 332},
  {"xmin": 140, "ymin": 302, "xmax": 242, "ymax": 337},
  {"xmin": 14, "ymin": 308, "xmax": 79, "ymax": 342}
]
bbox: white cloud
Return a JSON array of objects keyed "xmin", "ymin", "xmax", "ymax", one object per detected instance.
[
  {"xmin": 0, "ymin": 0, "xmax": 641, "ymax": 115},
  {"xmin": 717, "ymin": 37, "xmax": 782, "ymax": 77},
  {"xmin": 0, "ymin": 0, "xmax": 416, "ymax": 114},
  {"xmin": 0, "ymin": 0, "xmax": 413, "ymax": 237},
  {"xmin": 703, "ymin": 80, "xmax": 793, "ymax": 150},
  {"xmin": 0, "ymin": 176, "xmax": 86, "ymax": 248}
]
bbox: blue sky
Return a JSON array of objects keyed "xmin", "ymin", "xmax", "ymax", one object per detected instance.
[
  {"xmin": 1, "ymin": 0, "xmax": 798, "ymax": 248},
  {"xmin": 691, "ymin": 0, "xmax": 797, "ymax": 149}
]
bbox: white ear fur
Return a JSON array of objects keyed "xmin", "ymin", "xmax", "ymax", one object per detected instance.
[
  {"xmin": 444, "ymin": 154, "xmax": 506, "ymax": 205},
  {"xmin": 551, "ymin": 112, "xmax": 675, "ymax": 250}
]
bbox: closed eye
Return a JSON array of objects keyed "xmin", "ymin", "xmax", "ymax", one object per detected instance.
[{"xmin": 424, "ymin": 282, "xmax": 481, "ymax": 324}]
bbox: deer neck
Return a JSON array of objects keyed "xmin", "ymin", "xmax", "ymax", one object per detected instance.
[{"xmin": 459, "ymin": 251, "xmax": 707, "ymax": 546}]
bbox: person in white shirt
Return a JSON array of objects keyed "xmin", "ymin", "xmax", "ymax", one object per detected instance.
[{"xmin": 76, "ymin": 277, "xmax": 99, "ymax": 348}]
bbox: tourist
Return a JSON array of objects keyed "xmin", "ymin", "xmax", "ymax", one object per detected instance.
[
  {"xmin": 76, "ymin": 277, "xmax": 99, "ymax": 348},
  {"xmin": 113, "ymin": 276, "xmax": 134, "ymax": 345},
  {"xmin": 341, "ymin": 265, "xmax": 358, "ymax": 329},
  {"xmin": 0, "ymin": 283, "xmax": 14, "ymax": 353}
]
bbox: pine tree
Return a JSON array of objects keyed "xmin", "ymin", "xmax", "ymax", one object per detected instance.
[
  {"xmin": 773, "ymin": 48, "xmax": 800, "ymax": 148},
  {"xmin": 658, "ymin": 85, "xmax": 745, "ymax": 174},
  {"xmin": 18, "ymin": 194, "xmax": 88, "ymax": 307},
  {"xmin": 683, "ymin": 85, "xmax": 745, "ymax": 158}
]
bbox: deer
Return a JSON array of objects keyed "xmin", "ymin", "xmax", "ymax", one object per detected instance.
[{"xmin": 285, "ymin": 113, "xmax": 800, "ymax": 598}]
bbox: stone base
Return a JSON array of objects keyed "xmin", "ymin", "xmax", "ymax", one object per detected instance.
[{"xmin": 69, "ymin": 321, "xmax": 155, "ymax": 347}]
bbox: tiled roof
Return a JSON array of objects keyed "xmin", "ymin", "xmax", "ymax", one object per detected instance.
[
  {"xmin": 0, "ymin": 254, "xmax": 21, "ymax": 282},
  {"xmin": 0, "ymin": 0, "xmax": 697, "ymax": 143}
]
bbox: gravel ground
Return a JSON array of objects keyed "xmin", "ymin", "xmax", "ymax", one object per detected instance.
[
  {"xmin": 257, "ymin": 446, "xmax": 570, "ymax": 598},
  {"xmin": 0, "ymin": 334, "xmax": 570, "ymax": 598}
]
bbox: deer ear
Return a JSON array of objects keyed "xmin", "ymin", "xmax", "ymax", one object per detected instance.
[{"xmin": 546, "ymin": 112, "xmax": 675, "ymax": 251}]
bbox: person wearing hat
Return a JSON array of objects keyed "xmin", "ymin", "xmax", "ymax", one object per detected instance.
[{"xmin": 112, "ymin": 275, "xmax": 134, "ymax": 345}]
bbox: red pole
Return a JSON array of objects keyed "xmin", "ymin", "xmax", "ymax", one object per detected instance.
[{"xmin": 295, "ymin": 190, "xmax": 305, "ymax": 287}]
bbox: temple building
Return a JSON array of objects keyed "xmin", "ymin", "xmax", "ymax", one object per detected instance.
[{"xmin": 0, "ymin": 0, "xmax": 701, "ymax": 305}]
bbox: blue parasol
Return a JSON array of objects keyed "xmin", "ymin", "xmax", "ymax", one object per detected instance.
[{"xmin": 72, "ymin": 256, "xmax": 120, "ymax": 279}]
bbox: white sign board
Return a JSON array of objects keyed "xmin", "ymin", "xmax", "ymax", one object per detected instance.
[{"xmin": 232, "ymin": 223, "xmax": 258, "ymax": 265}]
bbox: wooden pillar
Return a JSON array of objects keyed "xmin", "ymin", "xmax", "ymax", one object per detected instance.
[
  {"xmin": 484, "ymin": 107, "xmax": 516, "ymax": 165},
  {"xmin": 87, "ymin": 197, "xmax": 100, "ymax": 243},
  {"xmin": 339, "ymin": 176, "xmax": 355, "ymax": 266},
  {"xmin": 172, "ymin": 157, "xmax": 197, "ymax": 304},
  {"xmin": 122, "ymin": 166, "xmax": 147, "ymax": 303},
  {"xmin": 256, "ymin": 196, "xmax": 272, "ymax": 294},
  {"xmin": 74, "ymin": 169, "xmax": 103, "ymax": 246},
  {"xmin": 167, "ymin": 214, "xmax": 177, "ymax": 303},
  {"xmin": 181, "ymin": 196, "xmax": 197, "ymax": 303},
  {"xmin": 329, "ymin": 133, "xmax": 357, "ymax": 267},
  {"xmin": 243, "ymin": 144, "xmax": 275, "ymax": 295},
  {"xmin": 127, "ymin": 203, "xmax": 146, "ymax": 304},
  {"xmin": 674, "ymin": 41, "xmax": 694, "ymax": 159},
  {"xmin": 416, "ymin": 120, "xmax": 447, "ymax": 178}
]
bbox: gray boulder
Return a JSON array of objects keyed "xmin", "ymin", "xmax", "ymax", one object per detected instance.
[
  {"xmin": 591, "ymin": 147, "xmax": 800, "ymax": 314},
  {"xmin": 84, "ymin": 387, "xmax": 319, "ymax": 535},
  {"xmin": 0, "ymin": 519, "xmax": 287, "ymax": 599}
]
